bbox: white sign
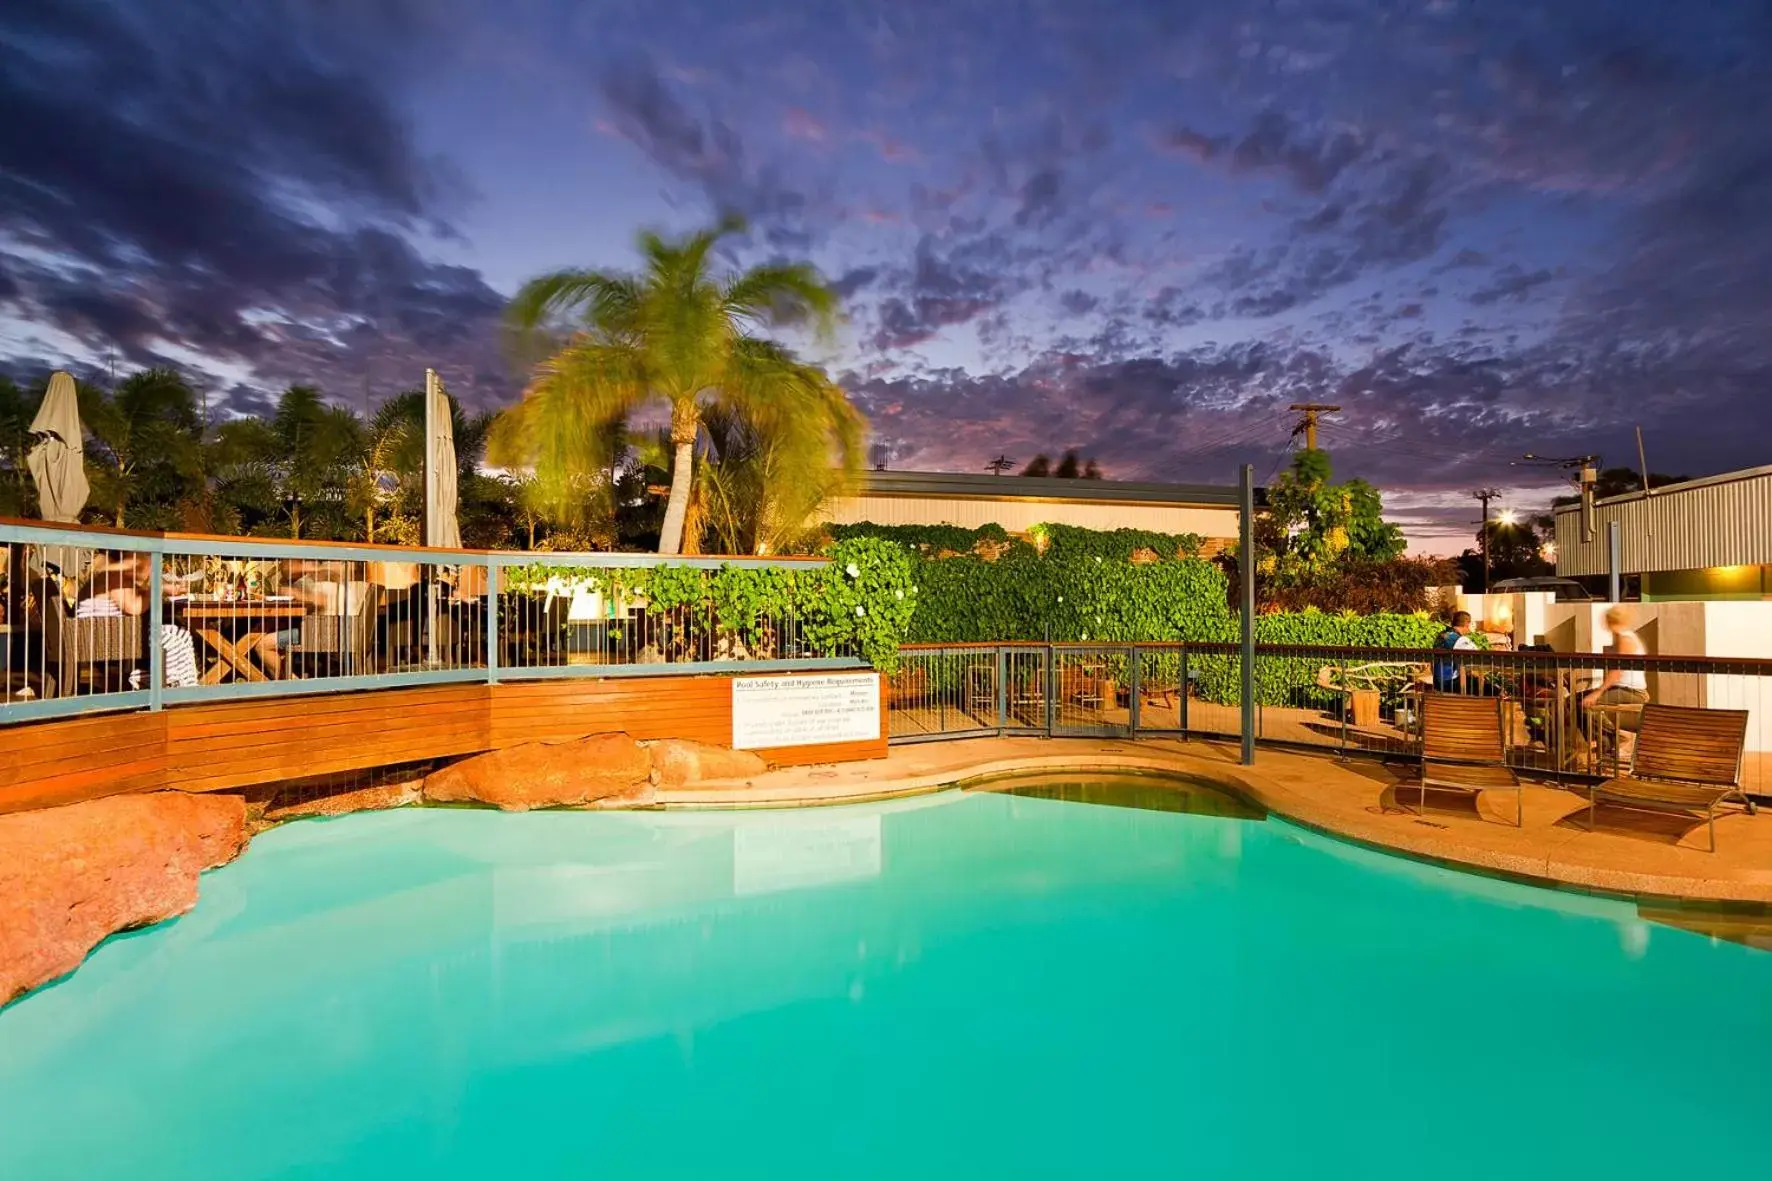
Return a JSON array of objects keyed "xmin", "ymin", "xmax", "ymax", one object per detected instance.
[{"xmin": 731, "ymin": 672, "xmax": 881, "ymax": 750}]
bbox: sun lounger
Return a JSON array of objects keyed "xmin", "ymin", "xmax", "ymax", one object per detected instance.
[{"xmin": 1586, "ymin": 703, "xmax": 1753, "ymax": 853}]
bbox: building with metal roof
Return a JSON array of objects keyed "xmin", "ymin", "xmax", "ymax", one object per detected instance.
[
  {"xmin": 1553, "ymin": 464, "xmax": 1772, "ymax": 600},
  {"xmin": 821, "ymin": 470, "xmax": 1248, "ymax": 551}
]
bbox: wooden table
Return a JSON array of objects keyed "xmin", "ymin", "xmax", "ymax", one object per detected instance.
[{"xmin": 172, "ymin": 601, "xmax": 306, "ymax": 684}]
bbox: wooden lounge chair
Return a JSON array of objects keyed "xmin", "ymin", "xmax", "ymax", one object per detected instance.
[
  {"xmin": 1410, "ymin": 691, "xmax": 1523, "ymax": 826},
  {"xmin": 1586, "ymin": 704, "xmax": 1753, "ymax": 853}
]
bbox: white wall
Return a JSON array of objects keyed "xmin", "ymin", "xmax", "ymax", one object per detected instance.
[{"xmin": 1512, "ymin": 598, "xmax": 1772, "ymax": 753}]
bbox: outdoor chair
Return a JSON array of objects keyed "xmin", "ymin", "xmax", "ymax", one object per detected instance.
[
  {"xmin": 38, "ymin": 581, "xmax": 143, "ymax": 696},
  {"xmin": 965, "ymin": 663, "xmax": 997, "ymax": 722},
  {"xmin": 1409, "ymin": 691, "xmax": 1523, "ymax": 826},
  {"xmin": 288, "ymin": 583, "xmax": 380, "ymax": 676},
  {"xmin": 1585, "ymin": 703, "xmax": 1753, "ymax": 853}
]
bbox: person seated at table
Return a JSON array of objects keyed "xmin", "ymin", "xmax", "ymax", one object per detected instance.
[
  {"xmin": 253, "ymin": 562, "xmax": 368, "ymax": 679},
  {"xmin": 1577, "ymin": 604, "xmax": 1650, "ymax": 741},
  {"xmin": 74, "ymin": 551, "xmax": 200, "ymax": 688},
  {"xmin": 1431, "ymin": 611, "xmax": 1478, "ymax": 693}
]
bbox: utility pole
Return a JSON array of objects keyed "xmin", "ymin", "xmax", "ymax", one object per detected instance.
[
  {"xmin": 1472, "ymin": 487, "xmax": 1501, "ymax": 592},
  {"xmin": 1287, "ymin": 403, "xmax": 1341, "ymax": 450}
]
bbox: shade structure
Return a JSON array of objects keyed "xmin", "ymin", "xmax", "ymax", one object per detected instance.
[
  {"xmin": 423, "ymin": 368, "xmax": 461, "ymax": 548},
  {"xmin": 26, "ymin": 371, "xmax": 90, "ymax": 523}
]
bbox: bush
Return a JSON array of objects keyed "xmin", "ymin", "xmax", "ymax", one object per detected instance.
[
  {"xmin": 1189, "ymin": 610, "xmax": 1444, "ymax": 707},
  {"xmin": 1249, "ymin": 556, "xmax": 1460, "ymax": 614},
  {"xmin": 498, "ymin": 537, "xmax": 919, "ymax": 673}
]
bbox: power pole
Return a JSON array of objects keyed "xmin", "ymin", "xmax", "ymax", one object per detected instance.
[
  {"xmin": 1473, "ymin": 487, "xmax": 1501, "ymax": 592},
  {"xmin": 1287, "ymin": 403, "xmax": 1341, "ymax": 450}
]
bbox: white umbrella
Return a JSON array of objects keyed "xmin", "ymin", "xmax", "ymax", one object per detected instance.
[
  {"xmin": 422, "ymin": 368, "xmax": 461, "ymax": 670},
  {"xmin": 26, "ymin": 370, "xmax": 90, "ymax": 523},
  {"xmin": 423, "ymin": 367, "xmax": 461, "ymax": 548}
]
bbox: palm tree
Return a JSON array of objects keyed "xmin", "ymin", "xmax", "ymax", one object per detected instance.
[
  {"xmin": 358, "ymin": 386, "xmax": 495, "ymax": 542},
  {"xmin": 500, "ymin": 215, "xmax": 855, "ymax": 554},
  {"xmin": 78, "ymin": 368, "xmax": 204, "ymax": 527}
]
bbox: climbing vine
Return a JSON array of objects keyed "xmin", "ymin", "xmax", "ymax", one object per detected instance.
[{"xmin": 491, "ymin": 537, "xmax": 919, "ymax": 674}]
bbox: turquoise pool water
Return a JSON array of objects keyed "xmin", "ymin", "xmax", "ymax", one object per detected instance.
[{"xmin": 3, "ymin": 780, "xmax": 1768, "ymax": 1179}]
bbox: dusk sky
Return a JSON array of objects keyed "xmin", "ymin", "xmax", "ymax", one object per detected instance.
[{"xmin": 4, "ymin": 0, "xmax": 1770, "ymax": 550}]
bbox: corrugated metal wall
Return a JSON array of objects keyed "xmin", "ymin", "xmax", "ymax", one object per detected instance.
[{"xmin": 1555, "ymin": 470, "xmax": 1772, "ymax": 575}]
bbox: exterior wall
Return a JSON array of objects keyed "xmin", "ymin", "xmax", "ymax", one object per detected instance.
[
  {"xmin": 822, "ymin": 493, "xmax": 1238, "ymax": 540},
  {"xmin": 1554, "ymin": 465, "xmax": 1772, "ymax": 577},
  {"xmin": 1523, "ymin": 598, "xmax": 1772, "ymax": 752},
  {"xmin": 1642, "ymin": 566, "xmax": 1772, "ymax": 602},
  {"xmin": 0, "ymin": 674, "xmax": 887, "ymax": 816}
]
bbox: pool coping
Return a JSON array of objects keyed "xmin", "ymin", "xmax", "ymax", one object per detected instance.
[{"xmin": 659, "ymin": 738, "xmax": 1772, "ymax": 908}]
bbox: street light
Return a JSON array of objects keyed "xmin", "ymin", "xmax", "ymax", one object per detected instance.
[{"xmin": 1496, "ymin": 508, "xmax": 1519, "ymax": 527}]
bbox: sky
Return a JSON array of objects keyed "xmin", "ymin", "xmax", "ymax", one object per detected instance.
[{"xmin": 4, "ymin": 0, "xmax": 1771, "ymax": 552}]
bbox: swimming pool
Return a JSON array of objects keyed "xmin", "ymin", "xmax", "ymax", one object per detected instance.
[{"xmin": 2, "ymin": 776, "xmax": 1767, "ymax": 1178}]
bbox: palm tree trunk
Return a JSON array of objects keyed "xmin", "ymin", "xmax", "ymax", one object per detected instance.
[{"xmin": 657, "ymin": 402, "xmax": 699, "ymax": 555}]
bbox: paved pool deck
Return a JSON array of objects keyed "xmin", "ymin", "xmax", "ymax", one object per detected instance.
[{"xmin": 662, "ymin": 737, "xmax": 1772, "ymax": 905}]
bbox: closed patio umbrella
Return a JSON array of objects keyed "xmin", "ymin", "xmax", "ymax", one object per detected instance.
[
  {"xmin": 423, "ymin": 368, "xmax": 461, "ymax": 548},
  {"xmin": 26, "ymin": 371, "xmax": 90, "ymax": 523},
  {"xmin": 25, "ymin": 370, "xmax": 91, "ymax": 577},
  {"xmin": 422, "ymin": 368, "xmax": 461, "ymax": 669}
]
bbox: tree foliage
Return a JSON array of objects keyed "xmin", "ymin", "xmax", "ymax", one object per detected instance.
[
  {"xmin": 499, "ymin": 216, "xmax": 863, "ymax": 555},
  {"xmin": 1255, "ymin": 448, "xmax": 1405, "ymax": 582}
]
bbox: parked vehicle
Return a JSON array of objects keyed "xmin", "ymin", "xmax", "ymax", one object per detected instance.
[{"xmin": 1489, "ymin": 577, "xmax": 1594, "ymax": 601}]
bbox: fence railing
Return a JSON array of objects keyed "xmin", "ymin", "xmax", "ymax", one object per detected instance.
[
  {"xmin": 890, "ymin": 642, "xmax": 1772, "ymax": 800},
  {"xmin": 1, "ymin": 520, "xmax": 859, "ymax": 724}
]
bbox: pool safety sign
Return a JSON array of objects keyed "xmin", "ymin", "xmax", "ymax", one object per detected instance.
[{"xmin": 731, "ymin": 672, "xmax": 881, "ymax": 749}]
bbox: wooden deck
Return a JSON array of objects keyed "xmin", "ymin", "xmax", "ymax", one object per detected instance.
[{"xmin": 0, "ymin": 673, "xmax": 888, "ymax": 815}]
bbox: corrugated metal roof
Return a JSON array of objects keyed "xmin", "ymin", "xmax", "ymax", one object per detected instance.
[{"xmin": 859, "ymin": 469, "xmax": 1257, "ymax": 507}]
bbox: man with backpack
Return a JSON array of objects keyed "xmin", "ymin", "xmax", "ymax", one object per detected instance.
[{"xmin": 1432, "ymin": 611, "xmax": 1477, "ymax": 693}]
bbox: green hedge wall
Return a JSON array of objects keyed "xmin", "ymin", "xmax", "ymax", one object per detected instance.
[{"xmin": 832, "ymin": 522, "xmax": 1447, "ymax": 705}]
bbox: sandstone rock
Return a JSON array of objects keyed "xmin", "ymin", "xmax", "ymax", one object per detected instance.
[
  {"xmin": 1, "ymin": 792, "xmax": 248, "ymax": 1007},
  {"xmin": 647, "ymin": 738, "xmax": 768, "ymax": 787},
  {"xmin": 264, "ymin": 778, "xmax": 423, "ymax": 822},
  {"xmin": 422, "ymin": 733, "xmax": 652, "ymax": 811}
]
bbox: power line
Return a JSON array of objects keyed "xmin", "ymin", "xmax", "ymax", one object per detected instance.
[
  {"xmin": 1472, "ymin": 487, "xmax": 1501, "ymax": 592},
  {"xmin": 1171, "ymin": 412, "xmax": 1291, "ymax": 464},
  {"xmin": 1287, "ymin": 403, "xmax": 1341, "ymax": 450}
]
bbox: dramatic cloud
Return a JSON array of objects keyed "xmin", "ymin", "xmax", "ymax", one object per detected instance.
[
  {"xmin": 0, "ymin": 0, "xmax": 506, "ymax": 407},
  {"xmin": 6, "ymin": 0, "xmax": 1772, "ymax": 550}
]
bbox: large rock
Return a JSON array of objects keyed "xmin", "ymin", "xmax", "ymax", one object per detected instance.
[
  {"xmin": 423, "ymin": 733, "xmax": 652, "ymax": 811},
  {"xmin": 1, "ymin": 792, "xmax": 248, "ymax": 1007},
  {"xmin": 648, "ymin": 738, "xmax": 767, "ymax": 787}
]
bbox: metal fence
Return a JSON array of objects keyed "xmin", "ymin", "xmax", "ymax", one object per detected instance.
[
  {"xmin": 0, "ymin": 520, "xmax": 859, "ymax": 724},
  {"xmin": 889, "ymin": 641, "xmax": 1772, "ymax": 800}
]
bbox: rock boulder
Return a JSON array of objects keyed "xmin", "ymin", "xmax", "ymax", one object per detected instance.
[
  {"xmin": 648, "ymin": 738, "xmax": 767, "ymax": 787},
  {"xmin": 423, "ymin": 733, "xmax": 652, "ymax": 811},
  {"xmin": 1, "ymin": 792, "xmax": 248, "ymax": 1007}
]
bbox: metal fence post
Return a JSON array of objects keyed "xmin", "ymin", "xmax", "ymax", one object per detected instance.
[
  {"xmin": 147, "ymin": 538, "xmax": 164, "ymax": 712},
  {"xmin": 1128, "ymin": 644, "xmax": 1141, "ymax": 735},
  {"xmin": 1239, "ymin": 464, "xmax": 1256, "ymax": 765},
  {"xmin": 484, "ymin": 559, "xmax": 500, "ymax": 685},
  {"xmin": 1044, "ymin": 643, "xmax": 1055, "ymax": 736},
  {"xmin": 995, "ymin": 646, "xmax": 1007, "ymax": 735},
  {"xmin": 1180, "ymin": 646, "xmax": 1190, "ymax": 737}
]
